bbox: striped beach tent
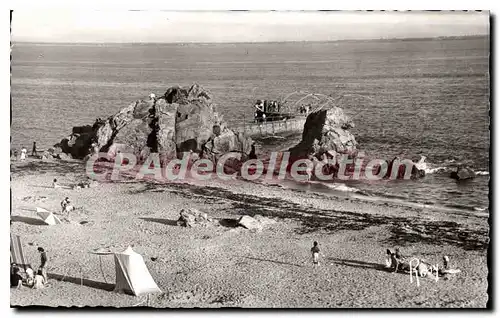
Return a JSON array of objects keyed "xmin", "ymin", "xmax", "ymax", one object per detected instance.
[
  {"xmin": 36, "ymin": 207, "xmax": 62, "ymax": 225},
  {"xmin": 10, "ymin": 234, "xmax": 27, "ymax": 267}
]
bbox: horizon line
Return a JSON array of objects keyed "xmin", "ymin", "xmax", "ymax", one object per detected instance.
[{"xmin": 10, "ymin": 34, "xmax": 489, "ymax": 45}]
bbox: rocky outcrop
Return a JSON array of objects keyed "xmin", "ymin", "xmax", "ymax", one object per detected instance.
[
  {"xmin": 450, "ymin": 166, "xmax": 476, "ymax": 180},
  {"xmin": 289, "ymin": 107, "xmax": 357, "ymax": 161},
  {"xmin": 383, "ymin": 156, "xmax": 426, "ymax": 180},
  {"xmin": 55, "ymin": 83, "xmax": 253, "ymax": 165}
]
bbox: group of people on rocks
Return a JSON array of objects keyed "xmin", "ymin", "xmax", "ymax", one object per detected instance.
[{"xmin": 11, "ymin": 247, "xmax": 49, "ymax": 289}]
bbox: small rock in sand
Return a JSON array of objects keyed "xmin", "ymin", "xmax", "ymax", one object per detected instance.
[
  {"xmin": 177, "ymin": 208, "xmax": 212, "ymax": 227},
  {"xmin": 238, "ymin": 215, "xmax": 263, "ymax": 231}
]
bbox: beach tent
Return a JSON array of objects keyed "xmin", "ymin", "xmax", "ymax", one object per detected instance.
[
  {"xmin": 113, "ymin": 246, "xmax": 161, "ymax": 296},
  {"xmin": 36, "ymin": 207, "xmax": 62, "ymax": 225},
  {"xmin": 10, "ymin": 234, "xmax": 27, "ymax": 267}
]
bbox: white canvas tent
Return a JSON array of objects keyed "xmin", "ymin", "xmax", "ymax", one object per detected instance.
[
  {"xmin": 113, "ymin": 246, "xmax": 161, "ymax": 296},
  {"xmin": 36, "ymin": 207, "xmax": 62, "ymax": 225}
]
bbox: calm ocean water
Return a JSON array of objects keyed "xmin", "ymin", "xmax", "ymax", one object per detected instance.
[{"xmin": 11, "ymin": 37, "xmax": 490, "ymax": 211}]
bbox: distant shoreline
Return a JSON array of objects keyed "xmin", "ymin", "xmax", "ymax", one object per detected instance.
[{"xmin": 11, "ymin": 34, "xmax": 489, "ymax": 46}]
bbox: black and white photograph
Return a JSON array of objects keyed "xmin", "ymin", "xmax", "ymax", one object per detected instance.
[{"xmin": 9, "ymin": 10, "xmax": 490, "ymax": 308}]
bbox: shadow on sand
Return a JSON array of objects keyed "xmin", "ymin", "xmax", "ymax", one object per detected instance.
[
  {"xmin": 217, "ymin": 218, "xmax": 239, "ymax": 228},
  {"xmin": 139, "ymin": 217, "xmax": 178, "ymax": 226},
  {"xmin": 11, "ymin": 215, "xmax": 46, "ymax": 226},
  {"xmin": 239, "ymin": 256, "xmax": 303, "ymax": 268},
  {"xmin": 140, "ymin": 217, "xmax": 241, "ymax": 228},
  {"xmin": 328, "ymin": 257, "xmax": 403, "ymax": 274},
  {"xmin": 49, "ymin": 273, "xmax": 115, "ymax": 292}
]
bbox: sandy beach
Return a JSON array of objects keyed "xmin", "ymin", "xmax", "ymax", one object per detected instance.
[{"xmin": 10, "ymin": 158, "xmax": 489, "ymax": 308}]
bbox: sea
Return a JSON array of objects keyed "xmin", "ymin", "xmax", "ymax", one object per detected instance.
[{"xmin": 11, "ymin": 37, "xmax": 490, "ymax": 214}]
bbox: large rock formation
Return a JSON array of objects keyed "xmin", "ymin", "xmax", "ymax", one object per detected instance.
[
  {"xmin": 289, "ymin": 107, "xmax": 357, "ymax": 160},
  {"xmin": 55, "ymin": 84, "xmax": 253, "ymax": 165}
]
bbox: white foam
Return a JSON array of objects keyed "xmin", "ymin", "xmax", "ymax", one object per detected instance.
[
  {"xmin": 475, "ymin": 171, "xmax": 489, "ymax": 176},
  {"xmin": 311, "ymin": 181, "xmax": 359, "ymax": 193},
  {"xmin": 424, "ymin": 166, "xmax": 447, "ymax": 174},
  {"xmin": 474, "ymin": 207, "xmax": 488, "ymax": 212}
]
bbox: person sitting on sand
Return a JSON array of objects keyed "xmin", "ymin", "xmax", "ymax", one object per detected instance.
[
  {"xmin": 385, "ymin": 249, "xmax": 393, "ymax": 268},
  {"xmin": 311, "ymin": 241, "xmax": 322, "ymax": 266},
  {"xmin": 25, "ymin": 265, "xmax": 35, "ymax": 287},
  {"xmin": 395, "ymin": 247, "xmax": 404, "ymax": 261},
  {"xmin": 32, "ymin": 269, "xmax": 46, "ymax": 289},
  {"xmin": 11, "ymin": 265, "xmax": 23, "ymax": 289}
]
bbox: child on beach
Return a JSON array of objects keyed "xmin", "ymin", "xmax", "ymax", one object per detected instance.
[
  {"xmin": 20, "ymin": 147, "xmax": 27, "ymax": 161},
  {"xmin": 25, "ymin": 265, "xmax": 35, "ymax": 287},
  {"xmin": 53, "ymin": 179, "xmax": 61, "ymax": 189},
  {"xmin": 311, "ymin": 241, "xmax": 322, "ymax": 266}
]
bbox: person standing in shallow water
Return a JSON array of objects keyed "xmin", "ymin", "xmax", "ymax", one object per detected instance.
[
  {"xmin": 32, "ymin": 142, "xmax": 37, "ymax": 157},
  {"xmin": 311, "ymin": 241, "xmax": 321, "ymax": 266}
]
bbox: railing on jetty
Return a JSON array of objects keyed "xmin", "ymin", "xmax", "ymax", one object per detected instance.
[{"xmin": 233, "ymin": 116, "xmax": 306, "ymax": 138}]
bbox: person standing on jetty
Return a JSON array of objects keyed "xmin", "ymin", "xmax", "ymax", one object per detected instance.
[{"xmin": 311, "ymin": 241, "xmax": 322, "ymax": 266}]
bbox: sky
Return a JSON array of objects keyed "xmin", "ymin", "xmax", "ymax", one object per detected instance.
[{"xmin": 11, "ymin": 11, "xmax": 489, "ymax": 43}]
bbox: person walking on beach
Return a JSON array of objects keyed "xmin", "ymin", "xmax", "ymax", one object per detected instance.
[
  {"xmin": 311, "ymin": 241, "xmax": 322, "ymax": 266},
  {"xmin": 32, "ymin": 142, "xmax": 37, "ymax": 157},
  {"xmin": 37, "ymin": 247, "xmax": 48, "ymax": 283},
  {"xmin": 20, "ymin": 146, "xmax": 27, "ymax": 161}
]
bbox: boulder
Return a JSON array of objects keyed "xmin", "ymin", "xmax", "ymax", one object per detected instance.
[
  {"xmin": 450, "ymin": 166, "xmax": 476, "ymax": 180},
  {"xmin": 177, "ymin": 208, "xmax": 211, "ymax": 227},
  {"xmin": 238, "ymin": 215, "xmax": 263, "ymax": 231},
  {"xmin": 41, "ymin": 150, "xmax": 55, "ymax": 161},
  {"xmin": 55, "ymin": 83, "xmax": 253, "ymax": 164},
  {"xmin": 57, "ymin": 152, "xmax": 72, "ymax": 161},
  {"xmin": 289, "ymin": 108, "xmax": 357, "ymax": 161},
  {"xmin": 383, "ymin": 156, "xmax": 426, "ymax": 180}
]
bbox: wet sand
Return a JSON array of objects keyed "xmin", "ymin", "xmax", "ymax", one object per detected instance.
[{"xmin": 10, "ymin": 158, "xmax": 489, "ymax": 308}]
